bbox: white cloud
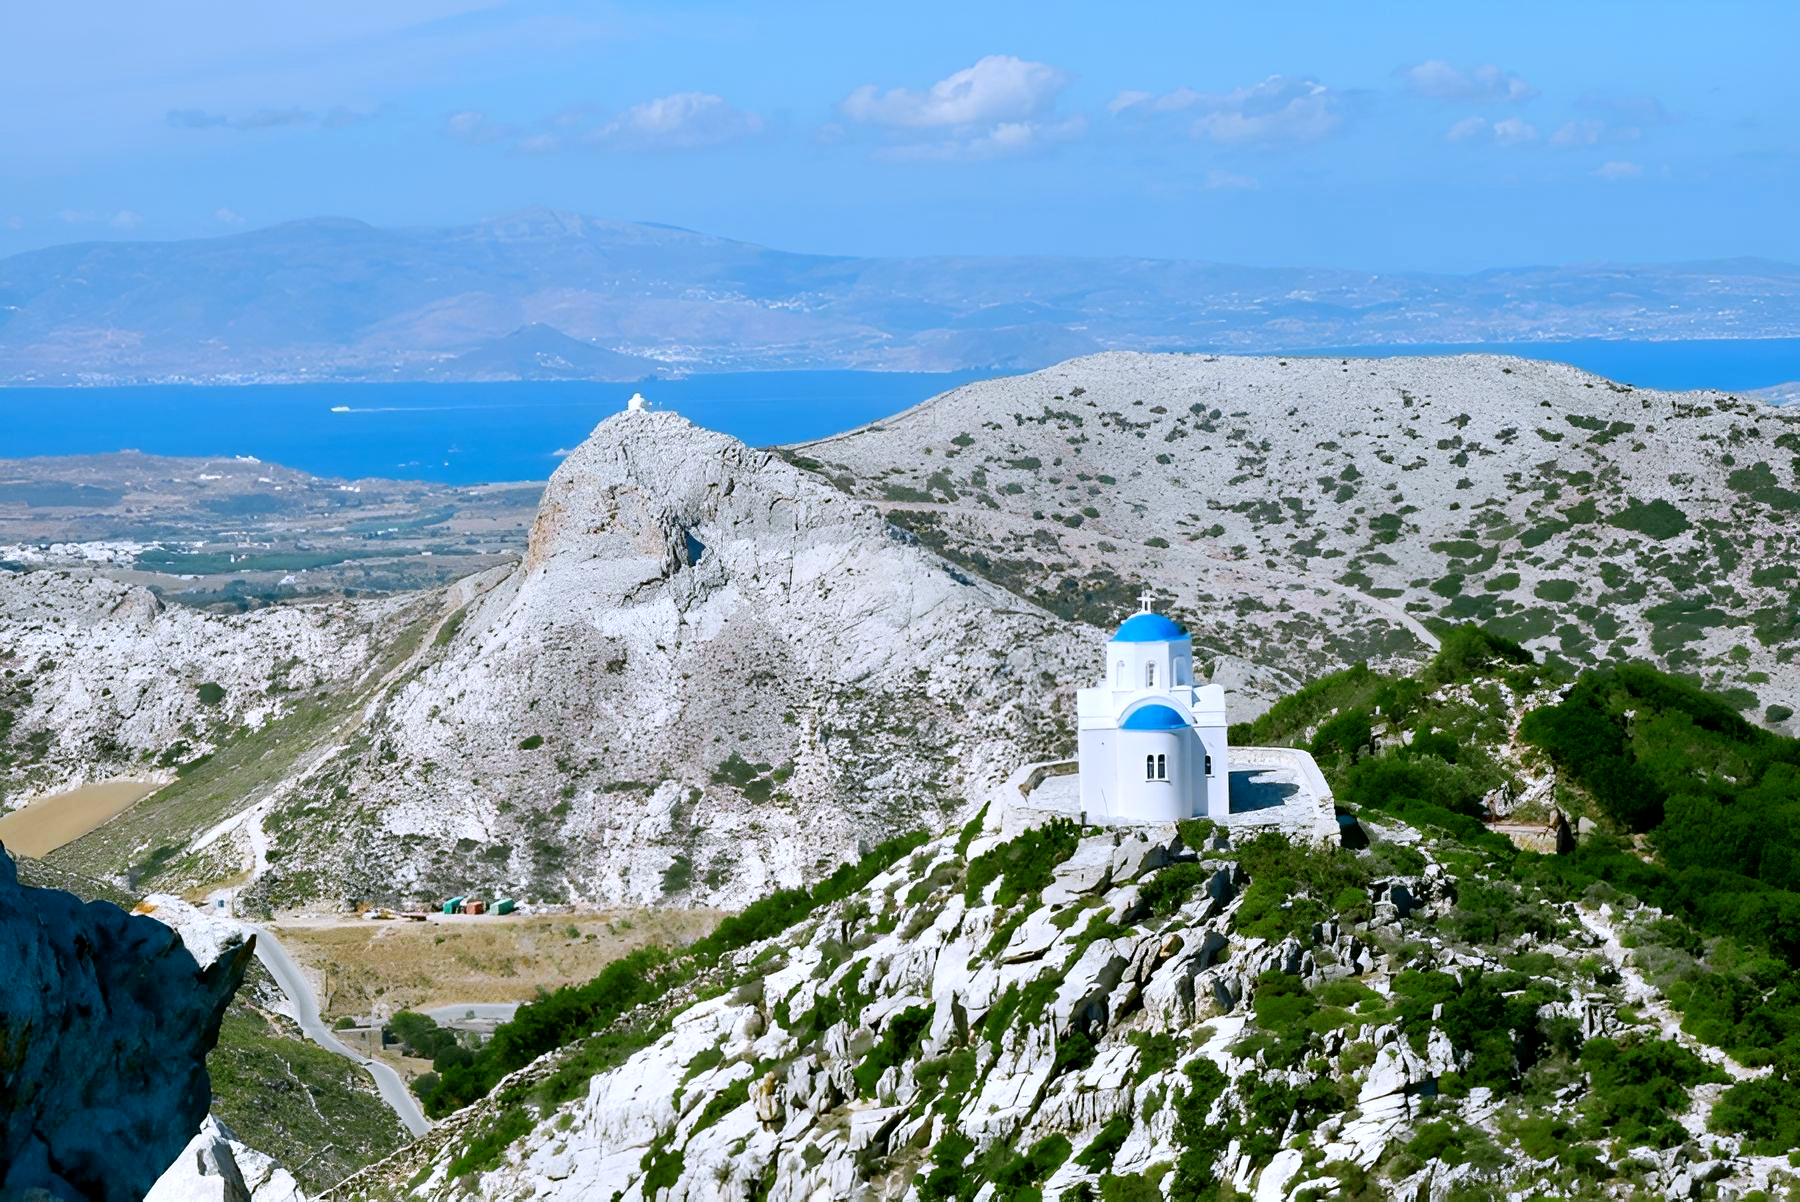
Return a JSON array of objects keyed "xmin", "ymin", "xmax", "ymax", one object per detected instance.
[
  {"xmin": 1446, "ymin": 115, "xmax": 1537, "ymax": 146},
  {"xmin": 446, "ymin": 109, "xmax": 509, "ymax": 144},
  {"xmin": 5, "ymin": 215, "xmax": 23, "ymax": 231},
  {"xmin": 843, "ymin": 55, "xmax": 1079, "ymax": 159},
  {"xmin": 1550, "ymin": 119, "xmax": 1605, "ymax": 147},
  {"xmin": 1203, "ymin": 169, "xmax": 1256, "ymax": 190},
  {"xmin": 166, "ymin": 105, "xmax": 377, "ymax": 132},
  {"xmin": 55, "ymin": 208, "xmax": 142, "ymax": 228},
  {"xmin": 214, "ymin": 207, "xmax": 245, "ymax": 225},
  {"xmin": 842, "ymin": 55, "xmax": 1068, "ymax": 129},
  {"xmin": 1550, "ymin": 98, "xmax": 1670, "ymax": 148},
  {"xmin": 1492, "ymin": 117, "xmax": 1537, "ymax": 145},
  {"xmin": 882, "ymin": 115, "xmax": 1086, "ymax": 162},
  {"xmin": 450, "ymin": 95, "xmax": 762, "ymax": 153},
  {"xmin": 1400, "ymin": 60, "xmax": 1535, "ymax": 102},
  {"xmin": 1114, "ymin": 77, "xmax": 1344, "ymax": 145},
  {"xmin": 587, "ymin": 92, "xmax": 763, "ymax": 151},
  {"xmin": 1595, "ymin": 159, "xmax": 1642, "ymax": 179},
  {"xmin": 1107, "ymin": 89, "xmax": 1154, "ymax": 115},
  {"xmin": 1446, "ymin": 116, "xmax": 1489, "ymax": 142}
]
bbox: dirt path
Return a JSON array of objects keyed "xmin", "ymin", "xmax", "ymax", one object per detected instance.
[{"xmin": 189, "ymin": 577, "xmax": 504, "ymax": 877}]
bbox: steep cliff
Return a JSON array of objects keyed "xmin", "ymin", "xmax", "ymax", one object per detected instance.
[{"xmin": 0, "ymin": 847, "xmax": 252, "ymax": 1200}]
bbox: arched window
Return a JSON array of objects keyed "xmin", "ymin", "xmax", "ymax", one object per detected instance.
[
  {"xmin": 1156, "ymin": 754, "xmax": 1167, "ymax": 780},
  {"xmin": 1174, "ymin": 659, "xmax": 1188, "ymax": 685},
  {"xmin": 1145, "ymin": 754, "xmax": 1156, "ymax": 780},
  {"xmin": 1115, "ymin": 660, "xmax": 1125, "ymax": 688},
  {"xmin": 1145, "ymin": 661, "xmax": 1156, "ymax": 688},
  {"xmin": 1204, "ymin": 754, "xmax": 1213, "ymax": 775}
]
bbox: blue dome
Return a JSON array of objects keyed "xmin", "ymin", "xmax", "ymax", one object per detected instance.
[
  {"xmin": 1121, "ymin": 703, "xmax": 1189, "ymax": 731},
  {"xmin": 1112, "ymin": 612, "xmax": 1188, "ymax": 643}
]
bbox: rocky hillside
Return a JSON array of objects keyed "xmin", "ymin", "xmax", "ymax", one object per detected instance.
[
  {"xmin": 221, "ymin": 409, "xmax": 1106, "ymax": 912},
  {"xmin": 329, "ymin": 640, "xmax": 1800, "ymax": 1201},
  {"xmin": 793, "ymin": 352, "xmax": 1800, "ymax": 713},
  {"xmin": 0, "ymin": 573, "xmax": 426, "ymax": 807}
]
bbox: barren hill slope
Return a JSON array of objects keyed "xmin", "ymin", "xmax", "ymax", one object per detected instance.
[
  {"xmin": 222, "ymin": 410, "xmax": 1104, "ymax": 910},
  {"xmin": 794, "ymin": 351, "xmax": 1800, "ymax": 712}
]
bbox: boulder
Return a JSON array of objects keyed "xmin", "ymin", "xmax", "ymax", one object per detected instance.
[{"xmin": 0, "ymin": 849, "xmax": 253, "ymax": 1202}]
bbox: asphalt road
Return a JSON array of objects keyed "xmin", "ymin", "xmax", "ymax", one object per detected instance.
[{"xmin": 248, "ymin": 925, "xmax": 432, "ymax": 1138}]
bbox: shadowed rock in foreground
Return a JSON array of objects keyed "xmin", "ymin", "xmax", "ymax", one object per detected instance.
[{"xmin": 0, "ymin": 845, "xmax": 252, "ymax": 1201}]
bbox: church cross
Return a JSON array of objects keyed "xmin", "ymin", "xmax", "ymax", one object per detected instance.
[{"xmin": 1137, "ymin": 585, "xmax": 1155, "ymax": 613}]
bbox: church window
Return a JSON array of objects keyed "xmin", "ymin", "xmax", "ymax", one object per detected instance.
[
  {"xmin": 1205, "ymin": 754, "xmax": 1213, "ymax": 774},
  {"xmin": 1145, "ymin": 661, "xmax": 1156, "ymax": 688},
  {"xmin": 1174, "ymin": 659, "xmax": 1188, "ymax": 685},
  {"xmin": 1145, "ymin": 755, "xmax": 1155, "ymax": 780},
  {"xmin": 1156, "ymin": 754, "xmax": 1167, "ymax": 779},
  {"xmin": 1115, "ymin": 660, "xmax": 1125, "ymax": 688}
]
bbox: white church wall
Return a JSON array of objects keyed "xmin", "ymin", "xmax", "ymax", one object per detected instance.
[
  {"xmin": 1077, "ymin": 726, "xmax": 1116, "ymax": 819},
  {"xmin": 1115, "ymin": 727, "xmax": 1189, "ymax": 822}
]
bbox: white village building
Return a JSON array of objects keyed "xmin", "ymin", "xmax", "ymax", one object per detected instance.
[{"xmin": 1076, "ymin": 593, "xmax": 1229, "ymax": 823}]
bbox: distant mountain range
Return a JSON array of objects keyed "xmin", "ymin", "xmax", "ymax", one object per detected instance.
[{"xmin": 3, "ymin": 208, "xmax": 1799, "ymax": 382}]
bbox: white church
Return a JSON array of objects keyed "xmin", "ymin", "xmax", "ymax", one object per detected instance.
[{"xmin": 1076, "ymin": 593, "xmax": 1229, "ymax": 823}]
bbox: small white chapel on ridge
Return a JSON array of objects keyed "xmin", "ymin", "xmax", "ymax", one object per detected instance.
[{"xmin": 1076, "ymin": 592, "xmax": 1229, "ymax": 823}]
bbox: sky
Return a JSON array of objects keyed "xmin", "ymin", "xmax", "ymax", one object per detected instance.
[{"xmin": 2, "ymin": 0, "xmax": 1796, "ymax": 272}]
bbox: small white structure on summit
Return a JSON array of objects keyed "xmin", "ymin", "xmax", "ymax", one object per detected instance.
[
  {"xmin": 626, "ymin": 391, "xmax": 649, "ymax": 412},
  {"xmin": 1076, "ymin": 590, "xmax": 1229, "ymax": 823}
]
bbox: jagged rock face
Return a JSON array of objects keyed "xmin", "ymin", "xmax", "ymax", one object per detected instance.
[
  {"xmin": 0, "ymin": 848, "xmax": 252, "ymax": 1201},
  {"xmin": 0, "ymin": 572, "xmax": 407, "ymax": 806},
  {"xmin": 144, "ymin": 1117, "xmax": 306, "ymax": 1202},
  {"xmin": 341, "ymin": 814, "xmax": 1780, "ymax": 1202},
  {"xmin": 260, "ymin": 411, "xmax": 1093, "ymax": 907}
]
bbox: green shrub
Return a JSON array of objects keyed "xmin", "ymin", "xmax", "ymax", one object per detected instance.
[
  {"xmin": 1075, "ymin": 1114, "xmax": 1131, "ymax": 1171},
  {"xmin": 965, "ymin": 819, "xmax": 1081, "ymax": 907},
  {"xmin": 1579, "ymin": 1036, "xmax": 1727, "ymax": 1148},
  {"xmin": 1712, "ymin": 1076, "xmax": 1800, "ymax": 1152},
  {"xmin": 852, "ymin": 1005, "xmax": 931, "ymax": 1097},
  {"xmin": 1140, "ymin": 862, "xmax": 1212, "ymax": 917},
  {"xmin": 1609, "ymin": 498, "xmax": 1691, "ymax": 540},
  {"xmin": 518, "ymin": 734, "xmax": 544, "ymax": 750}
]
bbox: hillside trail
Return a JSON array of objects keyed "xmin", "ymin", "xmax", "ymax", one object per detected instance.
[
  {"xmin": 864, "ymin": 498, "xmax": 1442, "ymax": 654},
  {"xmin": 189, "ymin": 575, "xmax": 505, "ymax": 876}
]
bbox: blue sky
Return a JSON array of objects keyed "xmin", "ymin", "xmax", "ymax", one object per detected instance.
[{"xmin": 2, "ymin": 0, "xmax": 1795, "ymax": 270}]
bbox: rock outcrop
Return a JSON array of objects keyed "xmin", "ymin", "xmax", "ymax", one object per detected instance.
[
  {"xmin": 0, "ymin": 846, "xmax": 252, "ymax": 1200},
  {"xmin": 248, "ymin": 410, "xmax": 1095, "ymax": 907},
  {"xmin": 144, "ymin": 1117, "xmax": 305, "ymax": 1202},
  {"xmin": 338, "ymin": 808, "xmax": 1793, "ymax": 1202},
  {"xmin": 0, "ymin": 571, "xmax": 416, "ymax": 807}
]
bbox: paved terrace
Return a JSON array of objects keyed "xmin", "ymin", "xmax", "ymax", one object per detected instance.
[{"xmin": 997, "ymin": 747, "xmax": 1341, "ymax": 846}]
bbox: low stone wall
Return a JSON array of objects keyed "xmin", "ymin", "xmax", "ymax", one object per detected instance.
[
  {"xmin": 1216, "ymin": 746, "xmax": 1341, "ymax": 846},
  {"xmin": 1000, "ymin": 747, "xmax": 1341, "ymax": 846}
]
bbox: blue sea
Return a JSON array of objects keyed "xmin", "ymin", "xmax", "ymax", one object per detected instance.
[{"xmin": 1, "ymin": 339, "xmax": 1795, "ymax": 484}]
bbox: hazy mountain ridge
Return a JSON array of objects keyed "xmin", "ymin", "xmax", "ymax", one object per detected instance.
[{"xmin": 5, "ymin": 211, "xmax": 1800, "ymax": 381}]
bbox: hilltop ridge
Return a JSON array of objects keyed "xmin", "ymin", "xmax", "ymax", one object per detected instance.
[{"xmin": 798, "ymin": 351, "xmax": 1800, "ymax": 709}]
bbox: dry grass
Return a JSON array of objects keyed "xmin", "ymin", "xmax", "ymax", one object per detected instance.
[{"xmin": 271, "ymin": 908, "xmax": 723, "ymax": 1019}]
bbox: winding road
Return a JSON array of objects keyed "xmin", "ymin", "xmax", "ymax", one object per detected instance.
[{"xmin": 248, "ymin": 925, "xmax": 432, "ymax": 1138}]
